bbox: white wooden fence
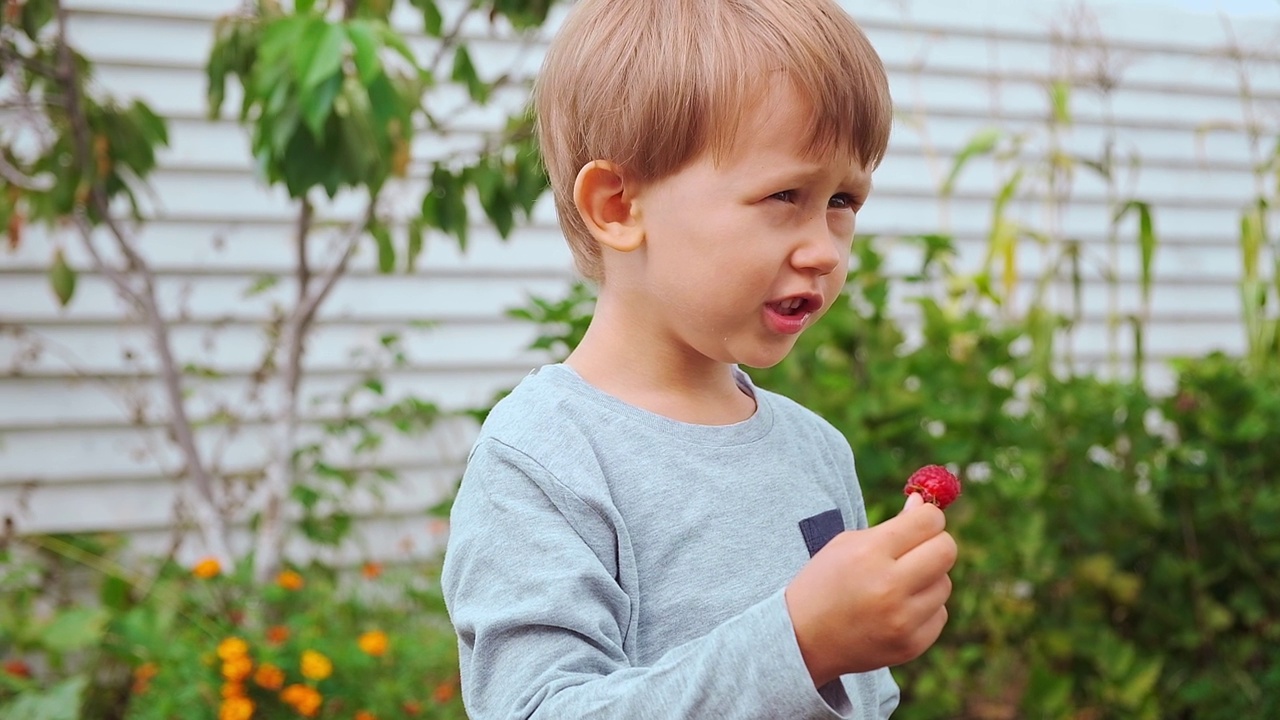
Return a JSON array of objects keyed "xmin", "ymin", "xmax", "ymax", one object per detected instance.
[{"xmin": 2, "ymin": 0, "xmax": 1277, "ymax": 563}]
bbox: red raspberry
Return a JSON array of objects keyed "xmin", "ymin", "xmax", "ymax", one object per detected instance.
[{"xmin": 903, "ymin": 464, "xmax": 961, "ymax": 509}]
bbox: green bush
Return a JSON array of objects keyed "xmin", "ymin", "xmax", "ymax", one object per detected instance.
[{"xmin": 0, "ymin": 536, "xmax": 463, "ymax": 720}]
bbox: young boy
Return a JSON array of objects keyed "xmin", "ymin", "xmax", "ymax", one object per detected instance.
[{"xmin": 441, "ymin": 1, "xmax": 957, "ymax": 717}]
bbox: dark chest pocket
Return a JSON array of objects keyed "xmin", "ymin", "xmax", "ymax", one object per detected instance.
[{"xmin": 798, "ymin": 508, "xmax": 845, "ymax": 557}]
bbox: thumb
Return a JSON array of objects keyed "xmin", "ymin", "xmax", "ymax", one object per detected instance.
[{"xmin": 901, "ymin": 492, "xmax": 924, "ymax": 514}]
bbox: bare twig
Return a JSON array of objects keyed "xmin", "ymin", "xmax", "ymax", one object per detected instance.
[
  {"xmin": 0, "ymin": 153, "xmax": 53, "ymax": 191},
  {"xmin": 250, "ymin": 201, "xmax": 374, "ymax": 582},
  {"xmin": 52, "ymin": 0, "xmax": 232, "ymax": 566}
]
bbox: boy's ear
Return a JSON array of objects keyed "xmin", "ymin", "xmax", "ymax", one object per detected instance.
[{"xmin": 573, "ymin": 161, "xmax": 644, "ymax": 253}]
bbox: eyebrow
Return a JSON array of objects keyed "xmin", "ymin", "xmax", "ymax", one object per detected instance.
[{"xmin": 759, "ymin": 163, "xmax": 872, "ymax": 194}]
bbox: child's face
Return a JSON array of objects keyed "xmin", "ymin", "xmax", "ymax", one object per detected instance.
[{"xmin": 622, "ymin": 82, "xmax": 871, "ymax": 371}]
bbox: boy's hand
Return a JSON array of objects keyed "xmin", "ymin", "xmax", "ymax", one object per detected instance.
[{"xmin": 784, "ymin": 494, "xmax": 957, "ymax": 686}]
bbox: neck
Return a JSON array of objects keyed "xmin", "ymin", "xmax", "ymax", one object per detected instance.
[{"xmin": 565, "ymin": 288, "xmax": 754, "ymax": 425}]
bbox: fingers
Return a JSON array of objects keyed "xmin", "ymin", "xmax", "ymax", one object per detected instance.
[
  {"xmin": 874, "ymin": 501, "xmax": 947, "ymax": 559},
  {"xmin": 906, "ymin": 606, "xmax": 949, "ymax": 664},
  {"xmin": 896, "ymin": 530, "xmax": 958, "ymax": 593}
]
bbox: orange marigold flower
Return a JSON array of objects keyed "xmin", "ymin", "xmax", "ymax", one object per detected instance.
[
  {"xmin": 402, "ymin": 701, "xmax": 422, "ymax": 716},
  {"xmin": 354, "ymin": 712, "xmax": 377, "ymax": 720},
  {"xmin": 253, "ymin": 662, "xmax": 285, "ymax": 691},
  {"xmin": 280, "ymin": 684, "xmax": 305, "ymax": 703},
  {"xmin": 220, "ymin": 681, "xmax": 246, "ymax": 699},
  {"xmin": 281, "ymin": 684, "xmax": 323, "ymax": 717},
  {"xmin": 222, "ymin": 655, "xmax": 253, "ymax": 683},
  {"xmin": 265, "ymin": 625, "xmax": 290, "ymax": 645},
  {"xmin": 357, "ymin": 630, "xmax": 388, "ymax": 657},
  {"xmin": 131, "ymin": 662, "xmax": 158, "ymax": 694},
  {"xmin": 433, "ymin": 681, "xmax": 456, "ymax": 704},
  {"xmin": 276, "ymin": 570, "xmax": 304, "ymax": 591},
  {"xmin": 361, "ymin": 561, "xmax": 382, "ymax": 579},
  {"xmin": 193, "ymin": 557, "xmax": 221, "ymax": 579},
  {"xmin": 218, "ymin": 695, "xmax": 254, "ymax": 720},
  {"xmin": 217, "ymin": 637, "xmax": 249, "ymax": 662},
  {"xmin": 299, "ymin": 650, "xmax": 332, "ymax": 681}
]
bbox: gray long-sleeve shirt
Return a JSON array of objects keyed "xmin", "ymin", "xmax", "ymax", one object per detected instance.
[{"xmin": 441, "ymin": 364, "xmax": 899, "ymax": 719}]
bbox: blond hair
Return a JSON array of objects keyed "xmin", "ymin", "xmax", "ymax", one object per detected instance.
[{"xmin": 534, "ymin": 0, "xmax": 893, "ymax": 282}]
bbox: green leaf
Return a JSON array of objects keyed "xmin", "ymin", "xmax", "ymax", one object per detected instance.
[
  {"xmin": 295, "ymin": 0, "xmax": 318, "ymax": 13},
  {"xmin": 243, "ymin": 274, "xmax": 280, "ymax": 298},
  {"xmin": 411, "ymin": 0, "xmax": 445, "ymax": 35},
  {"xmin": 1119, "ymin": 660, "xmax": 1163, "ymax": 709},
  {"xmin": 451, "ymin": 46, "xmax": 489, "ymax": 104},
  {"xmin": 100, "ymin": 573, "xmax": 133, "ymax": 612},
  {"xmin": 422, "ymin": 165, "xmax": 469, "ymax": 249},
  {"xmin": 297, "ymin": 20, "xmax": 346, "ymax": 93},
  {"xmin": 375, "ymin": 22, "xmax": 417, "ymax": 65},
  {"xmin": 301, "ymin": 73, "xmax": 342, "ymax": 139},
  {"xmin": 0, "ymin": 675, "xmax": 88, "ymax": 720},
  {"xmin": 257, "ymin": 15, "xmax": 310, "ymax": 71},
  {"xmin": 1048, "ymin": 80, "xmax": 1072, "ymax": 125},
  {"xmin": 371, "ymin": 224, "xmax": 395, "ymax": 273},
  {"xmin": 346, "ymin": 21, "xmax": 384, "ymax": 85},
  {"xmin": 41, "ymin": 607, "xmax": 109, "ymax": 654},
  {"xmin": 1116, "ymin": 200, "xmax": 1157, "ymax": 306},
  {"xmin": 942, "ymin": 127, "xmax": 1001, "ymax": 197},
  {"xmin": 471, "ymin": 161, "xmax": 515, "ymax": 237},
  {"xmin": 127, "ymin": 101, "xmax": 169, "ymax": 148},
  {"xmin": 48, "ymin": 249, "xmax": 77, "ymax": 308},
  {"xmin": 206, "ymin": 20, "xmax": 234, "ymax": 116},
  {"xmin": 20, "ymin": 0, "xmax": 56, "ymax": 41},
  {"xmin": 406, "ymin": 218, "xmax": 425, "ymax": 271},
  {"xmin": 1240, "ymin": 200, "xmax": 1264, "ymax": 283}
]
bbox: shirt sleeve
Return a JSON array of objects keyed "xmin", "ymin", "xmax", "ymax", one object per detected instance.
[{"xmin": 441, "ymin": 438, "xmax": 869, "ymax": 720}]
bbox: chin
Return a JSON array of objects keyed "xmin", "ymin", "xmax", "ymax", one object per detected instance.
[{"xmin": 734, "ymin": 346, "xmax": 795, "ymax": 369}]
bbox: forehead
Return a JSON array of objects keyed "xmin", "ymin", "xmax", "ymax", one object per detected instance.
[{"xmin": 715, "ymin": 80, "xmax": 865, "ymax": 174}]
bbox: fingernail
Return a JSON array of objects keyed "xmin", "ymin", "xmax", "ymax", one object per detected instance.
[{"xmin": 902, "ymin": 492, "xmax": 923, "ymax": 511}]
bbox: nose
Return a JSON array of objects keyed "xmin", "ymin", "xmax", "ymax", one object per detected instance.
[{"xmin": 790, "ymin": 218, "xmax": 843, "ymax": 276}]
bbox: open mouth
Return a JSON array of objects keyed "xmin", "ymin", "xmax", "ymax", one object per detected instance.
[{"xmin": 768, "ymin": 296, "xmax": 818, "ymax": 317}]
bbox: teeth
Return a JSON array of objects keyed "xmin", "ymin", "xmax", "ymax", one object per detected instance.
[{"xmin": 784, "ymin": 298, "xmax": 804, "ymax": 311}]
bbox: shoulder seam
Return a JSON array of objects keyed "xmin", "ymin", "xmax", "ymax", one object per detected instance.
[{"xmin": 475, "ymin": 435, "xmax": 615, "ymax": 534}]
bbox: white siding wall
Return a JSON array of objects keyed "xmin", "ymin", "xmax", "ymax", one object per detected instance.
[{"xmin": 2, "ymin": 0, "xmax": 1278, "ymax": 560}]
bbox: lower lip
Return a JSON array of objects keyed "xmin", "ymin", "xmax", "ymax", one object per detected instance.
[{"xmin": 764, "ymin": 305, "xmax": 812, "ymax": 335}]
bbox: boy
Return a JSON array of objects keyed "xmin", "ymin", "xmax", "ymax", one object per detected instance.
[{"xmin": 440, "ymin": 1, "xmax": 957, "ymax": 717}]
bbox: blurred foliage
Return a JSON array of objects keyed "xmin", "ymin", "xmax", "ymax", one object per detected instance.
[{"xmin": 0, "ymin": 535, "xmax": 463, "ymax": 719}]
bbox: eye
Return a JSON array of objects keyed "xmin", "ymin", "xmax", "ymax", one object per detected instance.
[
  {"xmin": 829, "ymin": 193, "xmax": 860, "ymax": 211},
  {"xmin": 769, "ymin": 190, "xmax": 797, "ymax": 203}
]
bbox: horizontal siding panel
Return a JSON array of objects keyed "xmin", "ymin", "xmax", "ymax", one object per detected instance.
[
  {"xmin": 4, "ymin": 218, "xmax": 572, "ymax": 275},
  {"xmin": 858, "ymin": 194, "xmax": 1245, "ymax": 240},
  {"xmin": 1, "ymin": 414, "xmax": 477, "ymax": 484},
  {"xmin": 892, "ymin": 113, "xmax": 1264, "ymax": 171},
  {"xmin": 873, "ymin": 153, "xmax": 1260, "ymax": 206},
  {"xmin": 2, "ymin": 320, "xmax": 542, "ymax": 375},
  {"xmin": 873, "ymin": 29, "xmax": 1280, "ymax": 97},
  {"xmin": 0, "ymin": 365, "xmax": 529, "ymax": 429},
  {"xmin": 1, "ymin": 273, "xmax": 572, "ymax": 323},
  {"xmin": 0, "ymin": 463, "xmax": 462, "ymax": 534},
  {"xmin": 854, "ymin": 0, "xmax": 1280, "ymax": 54}
]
